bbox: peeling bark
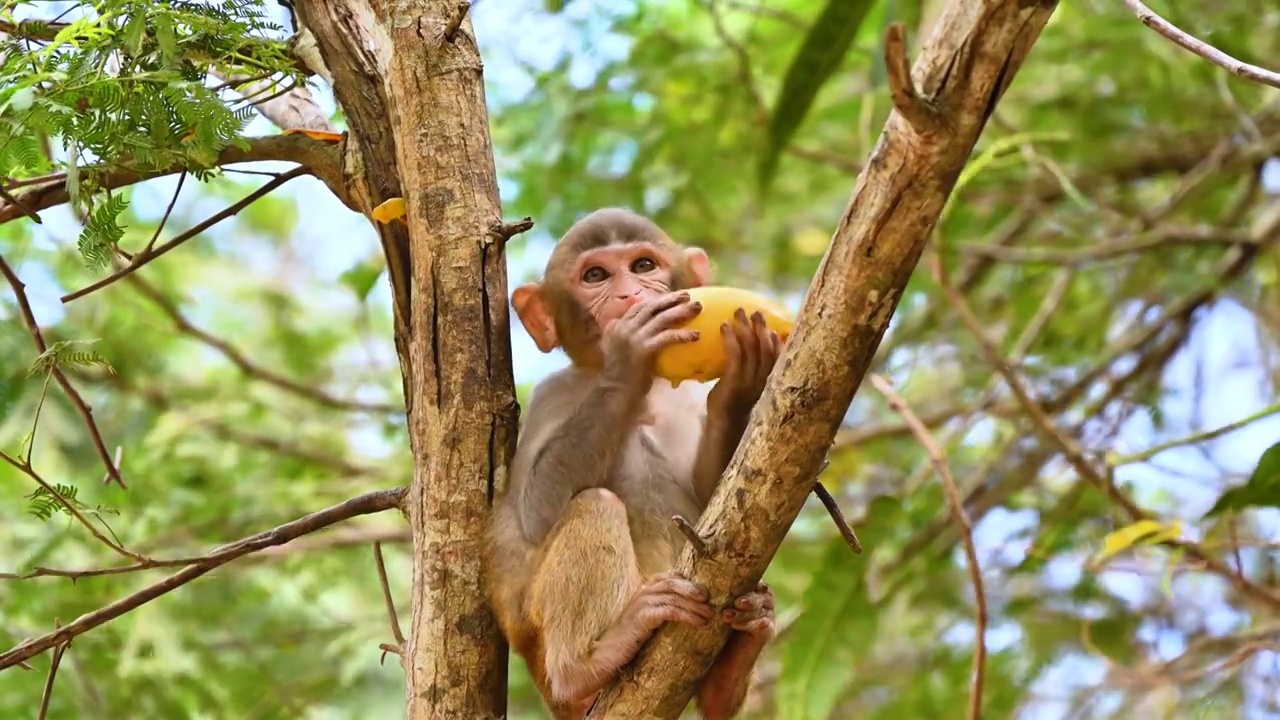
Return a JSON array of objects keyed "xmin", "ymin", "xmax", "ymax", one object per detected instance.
[
  {"xmin": 293, "ymin": 1, "xmax": 515, "ymax": 719},
  {"xmin": 586, "ymin": 1, "xmax": 1059, "ymax": 718}
]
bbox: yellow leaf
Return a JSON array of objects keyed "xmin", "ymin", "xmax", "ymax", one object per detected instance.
[
  {"xmin": 792, "ymin": 226, "xmax": 829, "ymax": 257},
  {"xmin": 370, "ymin": 197, "xmax": 407, "ymax": 224},
  {"xmin": 1093, "ymin": 519, "xmax": 1182, "ymax": 565},
  {"xmin": 282, "ymin": 128, "xmax": 344, "ymax": 143}
]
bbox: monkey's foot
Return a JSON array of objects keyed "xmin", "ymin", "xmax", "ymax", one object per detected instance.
[{"xmin": 722, "ymin": 582, "xmax": 776, "ymax": 639}]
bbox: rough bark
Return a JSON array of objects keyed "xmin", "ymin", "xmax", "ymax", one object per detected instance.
[
  {"xmin": 293, "ymin": 2, "xmax": 516, "ymax": 719},
  {"xmin": 586, "ymin": 1, "xmax": 1060, "ymax": 718}
]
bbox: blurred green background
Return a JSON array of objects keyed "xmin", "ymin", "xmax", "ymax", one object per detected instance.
[{"xmin": 2, "ymin": 0, "xmax": 1280, "ymax": 718}]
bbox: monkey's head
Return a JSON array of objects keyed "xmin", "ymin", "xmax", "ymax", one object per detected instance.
[{"xmin": 512, "ymin": 207, "xmax": 710, "ymax": 368}]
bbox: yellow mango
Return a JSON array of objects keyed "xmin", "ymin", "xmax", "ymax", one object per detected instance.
[{"xmin": 653, "ymin": 286, "xmax": 795, "ymax": 387}]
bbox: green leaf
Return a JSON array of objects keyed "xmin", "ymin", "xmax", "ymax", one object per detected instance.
[
  {"xmin": 775, "ymin": 495, "xmax": 901, "ymax": 720},
  {"xmin": 758, "ymin": 0, "xmax": 879, "ymax": 190},
  {"xmin": 1203, "ymin": 441, "xmax": 1280, "ymax": 517},
  {"xmin": 123, "ymin": 11, "xmax": 148, "ymax": 57},
  {"xmin": 339, "ymin": 260, "xmax": 385, "ymax": 302},
  {"xmin": 1090, "ymin": 518, "xmax": 1181, "ymax": 567}
]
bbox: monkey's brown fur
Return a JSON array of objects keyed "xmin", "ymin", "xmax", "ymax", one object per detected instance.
[{"xmin": 485, "ymin": 208, "xmax": 778, "ymax": 720}]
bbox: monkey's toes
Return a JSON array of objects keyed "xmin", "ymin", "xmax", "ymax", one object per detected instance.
[{"xmin": 645, "ymin": 571, "xmax": 710, "ymax": 602}]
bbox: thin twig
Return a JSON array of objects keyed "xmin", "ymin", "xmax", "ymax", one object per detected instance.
[
  {"xmin": 0, "ymin": 254, "xmax": 125, "ymax": 487},
  {"xmin": 373, "ymin": 542, "xmax": 406, "ymax": 646},
  {"xmin": 870, "ymin": 374, "xmax": 986, "ymax": 720},
  {"xmin": 1121, "ymin": 0, "xmax": 1280, "ymax": 90},
  {"xmin": 883, "ymin": 22, "xmax": 937, "ymax": 131},
  {"xmin": 60, "ymin": 167, "xmax": 308, "ymax": 304},
  {"xmin": 443, "ymin": 0, "xmax": 471, "ymax": 41},
  {"xmin": 0, "ymin": 184, "xmax": 41, "ymax": 223},
  {"xmin": 1113, "ymin": 400, "xmax": 1280, "ymax": 466},
  {"xmin": 35, "ymin": 631, "xmax": 67, "ymax": 720},
  {"xmin": 486, "ymin": 216, "xmax": 535, "ymax": 246},
  {"xmin": 931, "ymin": 251, "xmax": 1280, "ymax": 611},
  {"xmin": 0, "ymin": 487, "xmax": 407, "ymax": 670},
  {"xmin": 142, "ymin": 171, "xmax": 186, "ymax": 254},
  {"xmin": 671, "ymin": 515, "xmax": 709, "ymax": 554},
  {"xmin": 0, "ymin": 451, "xmax": 142, "ymax": 562},
  {"xmin": 811, "ymin": 481, "xmax": 862, "ymax": 553},
  {"xmin": 123, "ymin": 272, "xmax": 398, "ymax": 414}
]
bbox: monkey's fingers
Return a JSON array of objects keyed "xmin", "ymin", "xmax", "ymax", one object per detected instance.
[
  {"xmin": 642, "ymin": 571, "xmax": 712, "ymax": 602},
  {"xmin": 647, "ymin": 328, "xmax": 700, "ymax": 351},
  {"xmin": 636, "ymin": 290, "xmax": 693, "ymax": 323},
  {"xmin": 643, "ymin": 294, "xmax": 702, "ymax": 334},
  {"xmin": 719, "ymin": 322, "xmax": 743, "ymax": 379},
  {"xmin": 731, "ymin": 308, "xmax": 759, "ymax": 380},
  {"xmin": 726, "ymin": 615, "xmax": 775, "ymax": 636}
]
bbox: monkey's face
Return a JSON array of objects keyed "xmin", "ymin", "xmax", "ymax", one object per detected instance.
[
  {"xmin": 510, "ymin": 211, "xmax": 711, "ymax": 367},
  {"xmin": 569, "ymin": 242, "xmax": 678, "ymax": 333}
]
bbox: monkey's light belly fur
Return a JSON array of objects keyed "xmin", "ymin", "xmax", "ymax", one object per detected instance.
[{"xmin": 653, "ymin": 286, "xmax": 794, "ymax": 387}]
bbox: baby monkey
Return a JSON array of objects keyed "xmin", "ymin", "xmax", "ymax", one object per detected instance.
[{"xmin": 484, "ymin": 208, "xmax": 782, "ymax": 720}]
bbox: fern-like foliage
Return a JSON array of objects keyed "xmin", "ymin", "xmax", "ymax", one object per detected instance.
[
  {"xmin": 27, "ymin": 338, "xmax": 116, "ymax": 377},
  {"xmin": 0, "ymin": 0, "xmax": 303, "ymax": 266},
  {"xmin": 27, "ymin": 482, "xmax": 81, "ymax": 520}
]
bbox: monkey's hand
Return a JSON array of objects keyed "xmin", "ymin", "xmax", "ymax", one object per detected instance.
[
  {"xmin": 707, "ymin": 308, "xmax": 783, "ymax": 424},
  {"xmin": 622, "ymin": 571, "xmax": 717, "ymax": 631},
  {"xmin": 723, "ymin": 582, "xmax": 776, "ymax": 641},
  {"xmin": 601, "ymin": 292, "xmax": 703, "ymax": 391}
]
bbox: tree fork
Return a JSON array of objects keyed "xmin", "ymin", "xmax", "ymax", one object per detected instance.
[
  {"xmin": 292, "ymin": 1, "xmax": 515, "ymax": 719},
  {"xmin": 586, "ymin": 1, "xmax": 1060, "ymax": 717}
]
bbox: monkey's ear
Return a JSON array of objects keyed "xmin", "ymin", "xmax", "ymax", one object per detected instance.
[
  {"xmin": 683, "ymin": 247, "xmax": 711, "ymax": 287},
  {"xmin": 512, "ymin": 282, "xmax": 559, "ymax": 353}
]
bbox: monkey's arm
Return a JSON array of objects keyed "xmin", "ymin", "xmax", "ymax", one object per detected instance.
[
  {"xmin": 696, "ymin": 584, "xmax": 776, "ymax": 720},
  {"xmin": 517, "ymin": 373, "xmax": 647, "ymax": 542},
  {"xmin": 690, "ymin": 409, "xmax": 747, "ymax": 507}
]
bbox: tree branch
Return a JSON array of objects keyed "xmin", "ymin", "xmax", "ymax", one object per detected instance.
[
  {"xmin": 61, "ymin": 167, "xmax": 310, "ymax": 304},
  {"xmin": 585, "ymin": 1, "xmax": 1059, "ymax": 716},
  {"xmin": 0, "ymin": 135, "xmax": 348, "ymax": 226},
  {"xmin": 122, "ymin": 272, "xmax": 399, "ymax": 413},
  {"xmin": 0, "ymin": 255, "xmax": 125, "ymax": 487},
  {"xmin": 0, "ymin": 487, "xmax": 407, "ymax": 670},
  {"xmin": 871, "ymin": 375, "xmax": 986, "ymax": 720},
  {"xmin": 1121, "ymin": 0, "xmax": 1280, "ymax": 90}
]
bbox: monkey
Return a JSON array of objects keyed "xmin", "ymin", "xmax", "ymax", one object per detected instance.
[{"xmin": 484, "ymin": 207, "xmax": 783, "ymax": 720}]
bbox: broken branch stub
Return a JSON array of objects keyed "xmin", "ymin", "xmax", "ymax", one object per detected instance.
[{"xmin": 584, "ymin": 1, "xmax": 1060, "ymax": 718}]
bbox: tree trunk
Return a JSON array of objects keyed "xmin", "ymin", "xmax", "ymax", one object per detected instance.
[
  {"xmin": 292, "ymin": 2, "xmax": 515, "ymax": 719},
  {"xmin": 587, "ymin": 1, "xmax": 1059, "ymax": 717}
]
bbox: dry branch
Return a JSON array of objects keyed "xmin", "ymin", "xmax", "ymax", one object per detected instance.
[
  {"xmin": 585, "ymin": 3, "xmax": 1059, "ymax": 717},
  {"xmin": 871, "ymin": 375, "xmax": 987, "ymax": 720},
  {"xmin": 212, "ymin": 70, "xmax": 337, "ymax": 134},
  {"xmin": 0, "ymin": 255, "xmax": 125, "ymax": 487},
  {"xmin": 61, "ymin": 167, "xmax": 310, "ymax": 304},
  {"xmin": 1121, "ymin": 0, "xmax": 1280, "ymax": 89},
  {"xmin": 0, "ymin": 487, "xmax": 406, "ymax": 670},
  {"xmin": 0, "ymin": 135, "xmax": 347, "ymax": 226}
]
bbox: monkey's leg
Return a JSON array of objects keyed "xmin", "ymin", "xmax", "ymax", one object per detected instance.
[
  {"xmin": 528, "ymin": 488, "xmax": 714, "ymax": 710},
  {"xmin": 695, "ymin": 583, "xmax": 777, "ymax": 720}
]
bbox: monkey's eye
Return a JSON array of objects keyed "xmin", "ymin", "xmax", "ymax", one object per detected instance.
[
  {"xmin": 631, "ymin": 257, "xmax": 657, "ymax": 273},
  {"xmin": 581, "ymin": 266, "xmax": 608, "ymax": 284}
]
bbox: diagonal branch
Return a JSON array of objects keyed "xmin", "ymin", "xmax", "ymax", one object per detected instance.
[
  {"xmin": 0, "ymin": 254, "xmax": 124, "ymax": 487},
  {"xmin": 585, "ymin": 3, "xmax": 1060, "ymax": 716},
  {"xmin": 123, "ymin": 272, "xmax": 399, "ymax": 413},
  {"xmin": 61, "ymin": 167, "xmax": 309, "ymax": 304},
  {"xmin": 1121, "ymin": 0, "xmax": 1280, "ymax": 89},
  {"xmin": 0, "ymin": 487, "xmax": 407, "ymax": 671},
  {"xmin": 0, "ymin": 135, "xmax": 347, "ymax": 226}
]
